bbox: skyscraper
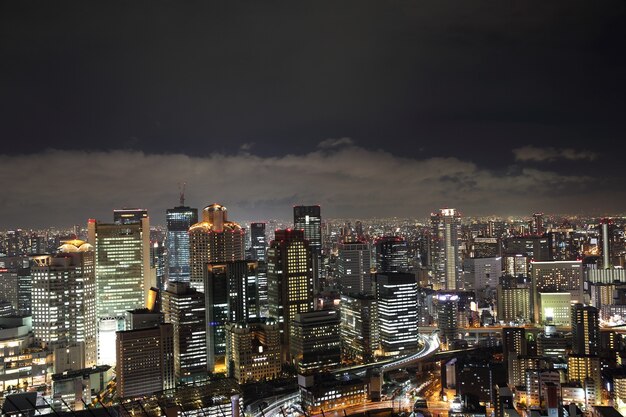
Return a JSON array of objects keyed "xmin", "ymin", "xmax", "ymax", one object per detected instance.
[
  {"xmin": 293, "ymin": 206, "xmax": 322, "ymax": 255},
  {"xmin": 504, "ymin": 236, "xmax": 552, "ymax": 261},
  {"xmin": 571, "ymin": 303, "xmax": 599, "ymax": 356},
  {"xmin": 162, "ymin": 281, "xmax": 207, "ymax": 382},
  {"xmin": 250, "ymin": 223, "xmax": 268, "ymax": 313},
  {"xmin": 599, "ymin": 218, "xmax": 615, "ymax": 269},
  {"xmin": 267, "ymin": 229, "xmax": 314, "ymax": 357},
  {"xmin": 113, "ymin": 208, "xmax": 148, "ymax": 225},
  {"xmin": 374, "ymin": 236, "xmax": 409, "ymax": 273},
  {"xmin": 340, "ymin": 293, "xmax": 378, "ymax": 363},
  {"xmin": 0, "ymin": 256, "xmax": 31, "ymax": 315},
  {"xmin": 502, "ymin": 327, "xmax": 527, "ymax": 386},
  {"xmin": 116, "ymin": 323, "xmax": 175, "ymax": 398},
  {"xmin": 250, "ymin": 222, "xmax": 267, "ymax": 262},
  {"xmin": 374, "ymin": 272, "xmax": 419, "ymax": 355},
  {"xmin": 436, "ymin": 293, "xmax": 459, "ymax": 346},
  {"xmin": 337, "ymin": 240, "xmax": 372, "ymax": 295},
  {"xmin": 430, "ymin": 208, "xmax": 462, "ymax": 290},
  {"xmin": 496, "ymin": 276, "xmax": 531, "ymax": 323},
  {"xmin": 290, "ymin": 310, "xmax": 341, "ymax": 374},
  {"xmin": 531, "ymin": 260, "xmax": 584, "ymax": 323},
  {"xmin": 166, "ymin": 204, "xmax": 198, "ymax": 283},
  {"xmin": 531, "ymin": 213, "xmax": 545, "ymax": 236},
  {"xmin": 294, "ymin": 206, "xmax": 322, "ymax": 291},
  {"xmin": 204, "ymin": 261, "xmax": 258, "ymax": 372},
  {"xmin": 31, "ymin": 240, "xmax": 97, "ymax": 368},
  {"xmin": 189, "ymin": 204, "xmax": 245, "ymax": 292},
  {"xmin": 88, "ymin": 212, "xmax": 154, "ymax": 365}
]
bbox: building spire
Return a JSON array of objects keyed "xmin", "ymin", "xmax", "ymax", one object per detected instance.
[{"xmin": 179, "ymin": 182, "xmax": 186, "ymax": 206}]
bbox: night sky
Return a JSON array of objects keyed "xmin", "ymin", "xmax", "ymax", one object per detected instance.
[{"xmin": 1, "ymin": 1, "xmax": 624, "ymax": 228}]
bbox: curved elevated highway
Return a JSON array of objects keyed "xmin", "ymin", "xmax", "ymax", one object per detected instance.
[{"xmin": 254, "ymin": 332, "xmax": 440, "ymax": 417}]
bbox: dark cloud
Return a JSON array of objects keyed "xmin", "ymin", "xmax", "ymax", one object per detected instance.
[
  {"xmin": 0, "ymin": 0, "xmax": 624, "ymax": 227},
  {"xmin": 317, "ymin": 138, "xmax": 355, "ymax": 149},
  {"xmin": 0, "ymin": 147, "xmax": 620, "ymax": 229},
  {"xmin": 0, "ymin": 0, "xmax": 624, "ymax": 163},
  {"xmin": 513, "ymin": 146, "xmax": 599, "ymax": 162}
]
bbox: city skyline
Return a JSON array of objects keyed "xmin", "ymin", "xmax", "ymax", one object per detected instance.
[
  {"xmin": 1, "ymin": 1, "xmax": 625, "ymax": 228},
  {"xmin": 2, "ymin": 2, "xmax": 626, "ymax": 417}
]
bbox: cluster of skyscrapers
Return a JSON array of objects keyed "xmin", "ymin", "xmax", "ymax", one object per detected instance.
[{"xmin": 2, "ymin": 206, "xmax": 626, "ymax": 417}]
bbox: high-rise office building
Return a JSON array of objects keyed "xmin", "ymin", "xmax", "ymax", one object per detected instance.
[
  {"xmin": 113, "ymin": 208, "xmax": 148, "ymax": 225},
  {"xmin": 531, "ymin": 213, "xmax": 544, "ymax": 236},
  {"xmin": 375, "ymin": 236, "xmax": 409, "ymax": 274},
  {"xmin": 225, "ymin": 319, "xmax": 281, "ymax": 384},
  {"xmin": 267, "ymin": 229, "xmax": 314, "ymax": 358},
  {"xmin": 151, "ymin": 239, "xmax": 167, "ymax": 290},
  {"xmin": 504, "ymin": 236, "xmax": 552, "ymax": 261},
  {"xmin": 290, "ymin": 310, "xmax": 341, "ymax": 374},
  {"xmin": 374, "ymin": 273, "xmax": 419, "ymax": 355},
  {"xmin": 115, "ymin": 323, "xmax": 175, "ymax": 399},
  {"xmin": 571, "ymin": 304, "xmax": 599, "ymax": 356},
  {"xmin": 294, "ymin": 206, "xmax": 322, "ymax": 292},
  {"xmin": 599, "ymin": 218, "xmax": 616, "ymax": 269},
  {"xmin": 31, "ymin": 240, "xmax": 97, "ymax": 368},
  {"xmin": 469, "ymin": 237, "xmax": 500, "ymax": 258},
  {"xmin": 88, "ymin": 212, "xmax": 154, "ymax": 365},
  {"xmin": 462, "ymin": 257, "xmax": 502, "ymax": 290},
  {"xmin": 337, "ymin": 240, "xmax": 372, "ymax": 295},
  {"xmin": 502, "ymin": 327, "xmax": 527, "ymax": 386},
  {"xmin": 496, "ymin": 276, "xmax": 531, "ymax": 323},
  {"xmin": 0, "ymin": 256, "xmax": 31, "ymax": 315},
  {"xmin": 531, "ymin": 260, "xmax": 583, "ymax": 323},
  {"xmin": 189, "ymin": 204, "xmax": 245, "ymax": 292},
  {"xmin": 162, "ymin": 281, "xmax": 207, "ymax": 382},
  {"xmin": 204, "ymin": 261, "xmax": 258, "ymax": 372},
  {"xmin": 293, "ymin": 206, "xmax": 322, "ymax": 256},
  {"xmin": 340, "ymin": 293, "xmax": 379, "ymax": 363},
  {"xmin": 250, "ymin": 223, "xmax": 268, "ymax": 315},
  {"xmin": 166, "ymin": 204, "xmax": 198, "ymax": 283},
  {"xmin": 430, "ymin": 208, "xmax": 462, "ymax": 290},
  {"xmin": 250, "ymin": 223, "xmax": 267, "ymax": 262},
  {"xmin": 436, "ymin": 293, "xmax": 459, "ymax": 345}
]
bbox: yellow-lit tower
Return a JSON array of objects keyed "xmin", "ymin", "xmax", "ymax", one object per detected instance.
[{"xmin": 188, "ymin": 204, "xmax": 246, "ymax": 291}]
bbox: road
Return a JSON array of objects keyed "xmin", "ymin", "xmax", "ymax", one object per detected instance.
[{"xmin": 254, "ymin": 332, "xmax": 441, "ymax": 417}]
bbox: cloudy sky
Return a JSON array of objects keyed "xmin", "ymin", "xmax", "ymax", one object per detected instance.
[{"xmin": 0, "ymin": 1, "xmax": 624, "ymax": 228}]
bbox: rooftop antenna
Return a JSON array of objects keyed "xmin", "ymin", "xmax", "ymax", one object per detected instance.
[{"xmin": 179, "ymin": 182, "xmax": 187, "ymax": 206}]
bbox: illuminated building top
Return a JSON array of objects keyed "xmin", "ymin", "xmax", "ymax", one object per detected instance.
[{"xmin": 189, "ymin": 203, "xmax": 243, "ymax": 233}]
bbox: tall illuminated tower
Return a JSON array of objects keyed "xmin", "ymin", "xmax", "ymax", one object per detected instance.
[
  {"xmin": 189, "ymin": 204, "xmax": 245, "ymax": 291},
  {"xmin": 294, "ymin": 206, "xmax": 322, "ymax": 291},
  {"xmin": 31, "ymin": 240, "xmax": 97, "ymax": 368},
  {"xmin": 205, "ymin": 260, "xmax": 258, "ymax": 372},
  {"xmin": 338, "ymin": 240, "xmax": 372, "ymax": 294},
  {"xmin": 571, "ymin": 303, "xmax": 599, "ymax": 356},
  {"xmin": 267, "ymin": 229, "xmax": 314, "ymax": 357},
  {"xmin": 88, "ymin": 211, "xmax": 154, "ymax": 365},
  {"xmin": 250, "ymin": 222, "xmax": 268, "ymax": 313},
  {"xmin": 599, "ymin": 218, "xmax": 615, "ymax": 269},
  {"xmin": 166, "ymin": 200, "xmax": 198, "ymax": 283},
  {"xmin": 374, "ymin": 236, "xmax": 408, "ymax": 273},
  {"xmin": 532, "ymin": 212, "xmax": 545, "ymax": 236},
  {"xmin": 374, "ymin": 272, "xmax": 419, "ymax": 355},
  {"xmin": 436, "ymin": 293, "xmax": 459, "ymax": 345},
  {"xmin": 162, "ymin": 281, "xmax": 206, "ymax": 383},
  {"xmin": 250, "ymin": 222, "xmax": 267, "ymax": 261},
  {"xmin": 430, "ymin": 208, "xmax": 462, "ymax": 290}
]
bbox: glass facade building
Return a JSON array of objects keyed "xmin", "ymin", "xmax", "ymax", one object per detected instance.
[{"xmin": 166, "ymin": 205, "xmax": 198, "ymax": 283}]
